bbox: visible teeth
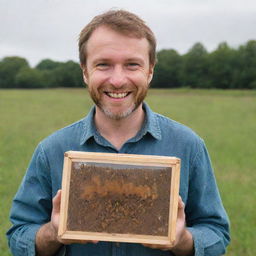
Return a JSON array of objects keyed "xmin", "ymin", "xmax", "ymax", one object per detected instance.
[{"xmin": 107, "ymin": 92, "xmax": 128, "ymax": 98}]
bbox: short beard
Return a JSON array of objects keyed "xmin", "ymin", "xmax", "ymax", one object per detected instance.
[
  {"xmin": 100, "ymin": 103, "xmax": 136, "ymax": 120},
  {"xmin": 89, "ymin": 85, "xmax": 148, "ymax": 120}
]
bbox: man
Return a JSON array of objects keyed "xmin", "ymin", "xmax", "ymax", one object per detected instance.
[{"xmin": 7, "ymin": 10, "xmax": 230, "ymax": 256}]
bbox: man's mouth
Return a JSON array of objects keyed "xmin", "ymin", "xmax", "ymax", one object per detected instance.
[{"xmin": 105, "ymin": 92, "xmax": 130, "ymax": 99}]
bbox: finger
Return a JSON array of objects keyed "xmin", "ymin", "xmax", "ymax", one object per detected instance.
[
  {"xmin": 52, "ymin": 190, "xmax": 61, "ymax": 213},
  {"xmin": 142, "ymin": 243, "xmax": 172, "ymax": 250},
  {"xmin": 60, "ymin": 239, "xmax": 99, "ymax": 245},
  {"xmin": 142, "ymin": 243, "xmax": 157, "ymax": 249},
  {"xmin": 177, "ymin": 196, "xmax": 185, "ymax": 219},
  {"xmin": 81, "ymin": 240, "xmax": 99, "ymax": 244},
  {"xmin": 178, "ymin": 196, "xmax": 185, "ymax": 209}
]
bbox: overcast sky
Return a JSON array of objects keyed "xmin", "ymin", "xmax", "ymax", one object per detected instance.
[{"xmin": 1, "ymin": 0, "xmax": 256, "ymax": 67}]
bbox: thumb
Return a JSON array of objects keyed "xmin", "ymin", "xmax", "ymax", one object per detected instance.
[
  {"xmin": 52, "ymin": 190, "xmax": 62, "ymax": 214},
  {"xmin": 177, "ymin": 196, "xmax": 185, "ymax": 219}
]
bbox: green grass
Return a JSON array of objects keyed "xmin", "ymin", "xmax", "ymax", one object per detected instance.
[{"xmin": 1, "ymin": 88, "xmax": 256, "ymax": 255}]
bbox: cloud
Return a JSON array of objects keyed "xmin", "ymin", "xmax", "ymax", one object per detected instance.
[{"xmin": 0, "ymin": 0, "xmax": 255, "ymax": 66}]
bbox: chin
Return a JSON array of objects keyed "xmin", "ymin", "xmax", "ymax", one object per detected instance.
[{"xmin": 101, "ymin": 104, "xmax": 137, "ymax": 120}]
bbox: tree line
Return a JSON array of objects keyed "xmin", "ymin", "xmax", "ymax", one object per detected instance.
[{"xmin": 0, "ymin": 40, "xmax": 256, "ymax": 89}]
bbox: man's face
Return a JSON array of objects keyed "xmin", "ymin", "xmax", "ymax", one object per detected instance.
[{"xmin": 83, "ymin": 26, "xmax": 154, "ymax": 120}]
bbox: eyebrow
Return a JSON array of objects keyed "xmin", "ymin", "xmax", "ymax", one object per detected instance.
[
  {"xmin": 125, "ymin": 58, "xmax": 145, "ymax": 64},
  {"xmin": 92, "ymin": 57, "xmax": 145, "ymax": 65},
  {"xmin": 92, "ymin": 58, "xmax": 110, "ymax": 64}
]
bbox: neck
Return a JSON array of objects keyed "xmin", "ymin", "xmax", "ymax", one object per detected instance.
[{"xmin": 94, "ymin": 104, "xmax": 145, "ymax": 150}]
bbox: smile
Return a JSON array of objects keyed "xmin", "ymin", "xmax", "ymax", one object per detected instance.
[{"xmin": 105, "ymin": 92, "xmax": 130, "ymax": 99}]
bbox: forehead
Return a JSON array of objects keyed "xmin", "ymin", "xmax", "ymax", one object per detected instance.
[{"xmin": 86, "ymin": 26, "xmax": 150, "ymax": 62}]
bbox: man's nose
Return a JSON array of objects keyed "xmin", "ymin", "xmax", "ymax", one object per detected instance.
[{"xmin": 109, "ymin": 66, "xmax": 127, "ymax": 88}]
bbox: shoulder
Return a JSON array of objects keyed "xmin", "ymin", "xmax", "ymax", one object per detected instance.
[
  {"xmin": 155, "ymin": 113, "xmax": 210, "ymax": 173},
  {"xmin": 155, "ymin": 112, "xmax": 202, "ymax": 144},
  {"xmin": 40, "ymin": 118, "xmax": 85, "ymax": 150}
]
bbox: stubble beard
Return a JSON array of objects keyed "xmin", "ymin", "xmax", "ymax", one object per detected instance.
[{"xmin": 89, "ymin": 86, "xmax": 148, "ymax": 120}]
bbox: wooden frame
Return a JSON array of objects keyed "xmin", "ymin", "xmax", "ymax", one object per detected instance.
[{"xmin": 58, "ymin": 151, "xmax": 180, "ymax": 246}]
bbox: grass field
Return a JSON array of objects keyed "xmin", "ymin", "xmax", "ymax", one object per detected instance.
[{"xmin": 0, "ymin": 88, "xmax": 255, "ymax": 255}]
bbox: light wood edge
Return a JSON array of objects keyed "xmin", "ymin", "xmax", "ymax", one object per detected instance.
[
  {"xmin": 58, "ymin": 155, "xmax": 72, "ymax": 237},
  {"xmin": 60, "ymin": 231, "xmax": 173, "ymax": 245},
  {"xmin": 64, "ymin": 151, "xmax": 180, "ymax": 166},
  {"xmin": 168, "ymin": 161, "xmax": 181, "ymax": 244}
]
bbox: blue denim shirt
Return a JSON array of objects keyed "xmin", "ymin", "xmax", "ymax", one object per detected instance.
[{"xmin": 7, "ymin": 103, "xmax": 230, "ymax": 256}]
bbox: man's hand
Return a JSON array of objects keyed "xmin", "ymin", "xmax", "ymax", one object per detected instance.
[
  {"xmin": 52, "ymin": 190, "xmax": 98, "ymax": 245},
  {"xmin": 142, "ymin": 196, "xmax": 194, "ymax": 255},
  {"xmin": 36, "ymin": 190, "xmax": 98, "ymax": 256}
]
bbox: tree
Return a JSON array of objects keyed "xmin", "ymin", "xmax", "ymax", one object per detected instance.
[
  {"xmin": 152, "ymin": 49, "xmax": 182, "ymax": 88},
  {"xmin": 15, "ymin": 68, "xmax": 46, "ymax": 88},
  {"xmin": 180, "ymin": 42, "xmax": 209, "ymax": 88},
  {"xmin": 35, "ymin": 59, "xmax": 84, "ymax": 87},
  {"xmin": 235, "ymin": 40, "xmax": 256, "ymax": 89},
  {"xmin": 208, "ymin": 42, "xmax": 238, "ymax": 89},
  {"xmin": 0, "ymin": 56, "xmax": 29, "ymax": 88},
  {"xmin": 36, "ymin": 59, "xmax": 62, "ymax": 70},
  {"xmin": 52, "ymin": 61, "xmax": 84, "ymax": 87}
]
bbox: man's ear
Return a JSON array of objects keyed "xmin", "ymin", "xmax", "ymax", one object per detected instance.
[
  {"xmin": 81, "ymin": 64, "xmax": 88, "ymax": 84},
  {"xmin": 147, "ymin": 64, "xmax": 155, "ymax": 84}
]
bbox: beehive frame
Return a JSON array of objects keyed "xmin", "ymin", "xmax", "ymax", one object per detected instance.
[{"xmin": 58, "ymin": 151, "xmax": 180, "ymax": 246}]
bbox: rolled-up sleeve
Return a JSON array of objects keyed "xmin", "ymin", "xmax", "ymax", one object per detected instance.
[
  {"xmin": 6, "ymin": 143, "xmax": 53, "ymax": 256},
  {"xmin": 186, "ymin": 139, "xmax": 230, "ymax": 256}
]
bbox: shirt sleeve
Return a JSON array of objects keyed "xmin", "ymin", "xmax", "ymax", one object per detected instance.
[
  {"xmin": 185, "ymin": 139, "xmax": 230, "ymax": 256},
  {"xmin": 6, "ymin": 143, "xmax": 55, "ymax": 256}
]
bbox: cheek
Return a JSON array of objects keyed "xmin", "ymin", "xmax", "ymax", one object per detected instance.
[
  {"xmin": 88, "ymin": 69, "xmax": 108, "ymax": 83},
  {"xmin": 130, "ymin": 71, "xmax": 150, "ymax": 86},
  {"xmin": 87, "ymin": 74, "xmax": 105, "ymax": 91},
  {"xmin": 87, "ymin": 76, "xmax": 101, "ymax": 97},
  {"xmin": 133, "ymin": 76, "xmax": 149, "ymax": 102}
]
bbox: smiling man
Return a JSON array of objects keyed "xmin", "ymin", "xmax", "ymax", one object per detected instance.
[
  {"xmin": 82, "ymin": 25, "xmax": 154, "ymax": 150},
  {"xmin": 7, "ymin": 10, "xmax": 230, "ymax": 256}
]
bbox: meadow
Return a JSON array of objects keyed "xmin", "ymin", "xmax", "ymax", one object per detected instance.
[{"xmin": 0, "ymin": 88, "xmax": 255, "ymax": 255}]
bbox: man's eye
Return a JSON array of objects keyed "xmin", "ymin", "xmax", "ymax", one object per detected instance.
[
  {"xmin": 96, "ymin": 63, "xmax": 109, "ymax": 69},
  {"xmin": 127, "ymin": 63, "xmax": 139, "ymax": 69}
]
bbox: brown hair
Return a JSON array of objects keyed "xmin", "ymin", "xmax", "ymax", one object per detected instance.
[{"xmin": 78, "ymin": 9, "xmax": 157, "ymax": 67}]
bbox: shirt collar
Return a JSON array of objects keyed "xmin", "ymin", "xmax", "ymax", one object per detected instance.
[
  {"xmin": 80, "ymin": 102, "xmax": 162, "ymax": 145},
  {"xmin": 140, "ymin": 102, "xmax": 162, "ymax": 140},
  {"xmin": 80, "ymin": 106, "xmax": 97, "ymax": 145}
]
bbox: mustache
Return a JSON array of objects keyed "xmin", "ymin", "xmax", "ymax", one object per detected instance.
[{"xmin": 98, "ymin": 84, "xmax": 135, "ymax": 92}]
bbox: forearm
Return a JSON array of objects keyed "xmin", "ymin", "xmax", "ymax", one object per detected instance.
[
  {"xmin": 187, "ymin": 225, "xmax": 230, "ymax": 256},
  {"xmin": 171, "ymin": 229, "xmax": 194, "ymax": 256},
  {"xmin": 36, "ymin": 222, "xmax": 63, "ymax": 256}
]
